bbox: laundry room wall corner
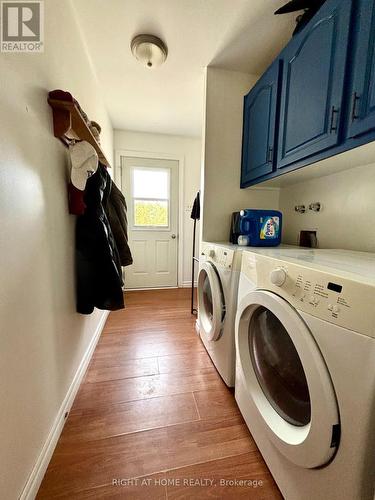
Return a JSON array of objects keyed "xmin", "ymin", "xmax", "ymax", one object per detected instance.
[
  {"xmin": 201, "ymin": 67, "xmax": 280, "ymax": 242},
  {"xmin": 279, "ymin": 163, "xmax": 375, "ymax": 252}
]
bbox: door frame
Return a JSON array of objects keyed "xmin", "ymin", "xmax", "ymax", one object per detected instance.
[{"xmin": 115, "ymin": 149, "xmax": 185, "ymax": 288}]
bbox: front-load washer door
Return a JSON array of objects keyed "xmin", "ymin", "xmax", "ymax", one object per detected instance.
[
  {"xmin": 236, "ymin": 290, "xmax": 339, "ymax": 469},
  {"xmin": 198, "ymin": 261, "xmax": 225, "ymax": 341}
]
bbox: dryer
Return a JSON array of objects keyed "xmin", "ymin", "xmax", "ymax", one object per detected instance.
[
  {"xmin": 235, "ymin": 248, "xmax": 375, "ymax": 500},
  {"xmin": 197, "ymin": 242, "xmax": 242, "ymax": 386}
]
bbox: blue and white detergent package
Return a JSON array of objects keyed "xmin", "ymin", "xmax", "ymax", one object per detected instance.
[{"xmin": 239, "ymin": 209, "xmax": 282, "ymax": 247}]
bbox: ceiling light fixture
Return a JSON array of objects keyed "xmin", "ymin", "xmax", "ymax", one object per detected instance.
[{"xmin": 131, "ymin": 34, "xmax": 168, "ymax": 68}]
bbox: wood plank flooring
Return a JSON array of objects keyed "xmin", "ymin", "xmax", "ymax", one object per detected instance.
[{"xmin": 37, "ymin": 289, "xmax": 281, "ymax": 499}]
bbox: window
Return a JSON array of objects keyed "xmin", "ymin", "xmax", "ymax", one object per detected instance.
[{"xmin": 132, "ymin": 167, "xmax": 170, "ymax": 228}]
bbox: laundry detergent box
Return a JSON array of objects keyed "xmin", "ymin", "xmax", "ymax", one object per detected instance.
[{"xmin": 239, "ymin": 209, "xmax": 282, "ymax": 247}]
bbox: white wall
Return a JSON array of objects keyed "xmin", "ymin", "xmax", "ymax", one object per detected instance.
[
  {"xmin": 114, "ymin": 130, "xmax": 202, "ymax": 286},
  {"xmin": 201, "ymin": 67, "xmax": 280, "ymax": 242},
  {"xmin": 279, "ymin": 163, "xmax": 375, "ymax": 252},
  {"xmin": 0, "ymin": 1, "xmax": 113, "ymax": 497}
]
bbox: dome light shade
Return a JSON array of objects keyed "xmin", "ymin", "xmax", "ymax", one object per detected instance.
[{"xmin": 131, "ymin": 34, "xmax": 168, "ymax": 68}]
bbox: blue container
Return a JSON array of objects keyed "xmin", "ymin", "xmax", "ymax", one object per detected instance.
[{"xmin": 239, "ymin": 209, "xmax": 282, "ymax": 247}]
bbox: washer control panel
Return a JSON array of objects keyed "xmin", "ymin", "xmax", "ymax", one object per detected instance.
[
  {"xmin": 201, "ymin": 244, "xmax": 234, "ymax": 269},
  {"xmin": 241, "ymin": 252, "xmax": 375, "ymax": 338}
]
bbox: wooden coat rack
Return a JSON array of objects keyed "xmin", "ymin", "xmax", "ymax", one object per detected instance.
[{"xmin": 47, "ymin": 90, "xmax": 110, "ymax": 167}]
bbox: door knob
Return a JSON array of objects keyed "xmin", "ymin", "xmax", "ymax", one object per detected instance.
[{"xmin": 171, "ymin": 234, "xmax": 177, "ymax": 239}]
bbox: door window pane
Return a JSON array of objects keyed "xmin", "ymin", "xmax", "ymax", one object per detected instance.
[
  {"xmin": 249, "ymin": 306, "xmax": 311, "ymax": 426},
  {"xmin": 132, "ymin": 167, "xmax": 170, "ymax": 228},
  {"xmin": 133, "ymin": 168, "xmax": 169, "ymax": 199},
  {"xmin": 134, "ymin": 200, "xmax": 169, "ymax": 227}
]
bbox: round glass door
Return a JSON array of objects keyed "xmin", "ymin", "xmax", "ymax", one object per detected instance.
[
  {"xmin": 201, "ymin": 269, "xmax": 214, "ymax": 323},
  {"xmin": 198, "ymin": 262, "xmax": 225, "ymax": 341},
  {"xmin": 235, "ymin": 290, "xmax": 340, "ymax": 469},
  {"xmin": 249, "ymin": 306, "xmax": 311, "ymax": 427}
]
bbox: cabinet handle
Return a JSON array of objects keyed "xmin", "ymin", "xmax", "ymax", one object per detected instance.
[
  {"xmin": 267, "ymin": 146, "xmax": 274, "ymax": 163},
  {"xmin": 351, "ymin": 92, "xmax": 360, "ymax": 122},
  {"xmin": 330, "ymin": 106, "xmax": 339, "ymax": 133}
]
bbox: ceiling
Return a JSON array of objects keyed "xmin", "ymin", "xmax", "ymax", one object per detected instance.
[{"xmin": 73, "ymin": 0, "xmax": 296, "ymax": 137}]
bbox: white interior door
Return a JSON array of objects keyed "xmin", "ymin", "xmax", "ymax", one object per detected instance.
[{"xmin": 121, "ymin": 156, "xmax": 179, "ymax": 289}]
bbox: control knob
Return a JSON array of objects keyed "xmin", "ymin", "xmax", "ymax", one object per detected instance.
[
  {"xmin": 270, "ymin": 268, "xmax": 287, "ymax": 287},
  {"xmin": 208, "ymin": 249, "xmax": 215, "ymax": 258}
]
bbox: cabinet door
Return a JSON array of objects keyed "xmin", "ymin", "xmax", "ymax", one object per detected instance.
[
  {"xmin": 277, "ymin": 0, "xmax": 352, "ymax": 169},
  {"xmin": 347, "ymin": 0, "xmax": 375, "ymax": 138},
  {"xmin": 241, "ymin": 61, "xmax": 280, "ymax": 187}
]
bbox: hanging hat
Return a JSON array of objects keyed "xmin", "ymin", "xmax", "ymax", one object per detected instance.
[
  {"xmin": 69, "ymin": 141, "xmax": 98, "ymax": 191},
  {"xmin": 89, "ymin": 120, "xmax": 102, "ymax": 145}
]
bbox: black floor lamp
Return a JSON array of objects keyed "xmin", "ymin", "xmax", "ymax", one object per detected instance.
[{"xmin": 190, "ymin": 191, "xmax": 200, "ymax": 315}]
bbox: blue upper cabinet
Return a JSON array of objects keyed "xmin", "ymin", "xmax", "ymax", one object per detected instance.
[
  {"xmin": 277, "ymin": 0, "xmax": 352, "ymax": 169},
  {"xmin": 241, "ymin": 61, "xmax": 280, "ymax": 187},
  {"xmin": 347, "ymin": 0, "xmax": 375, "ymax": 138}
]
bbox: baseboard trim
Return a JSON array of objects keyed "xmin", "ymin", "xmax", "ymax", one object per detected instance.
[
  {"xmin": 181, "ymin": 281, "xmax": 197, "ymax": 288},
  {"xmin": 124, "ymin": 286, "xmax": 179, "ymax": 291},
  {"xmin": 19, "ymin": 311, "xmax": 109, "ymax": 500},
  {"xmin": 124, "ymin": 285, "xmax": 198, "ymax": 290}
]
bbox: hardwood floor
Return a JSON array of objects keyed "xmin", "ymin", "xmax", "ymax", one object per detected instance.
[{"xmin": 37, "ymin": 289, "xmax": 281, "ymax": 499}]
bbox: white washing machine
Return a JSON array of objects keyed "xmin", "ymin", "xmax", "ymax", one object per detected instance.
[
  {"xmin": 235, "ymin": 248, "xmax": 375, "ymax": 500},
  {"xmin": 197, "ymin": 242, "xmax": 243, "ymax": 386}
]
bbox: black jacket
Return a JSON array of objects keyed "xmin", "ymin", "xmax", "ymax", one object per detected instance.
[
  {"xmin": 76, "ymin": 165, "xmax": 124, "ymax": 314},
  {"xmin": 104, "ymin": 181, "xmax": 133, "ymax": 267}
]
